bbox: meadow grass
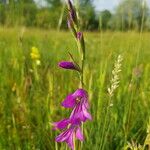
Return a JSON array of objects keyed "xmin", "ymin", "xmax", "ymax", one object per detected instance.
[{"xmin": 0, "ymin": 27, "xmax": 150, "ymax": 150}]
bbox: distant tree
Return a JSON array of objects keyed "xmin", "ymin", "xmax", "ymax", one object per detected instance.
[
  {"xmin": 41, "ymin": 0, "xmax": 66, "ymax": 30},
  {"xmin": 14, "ymin": 0, "xmax": 37, "ymax": 26},
  {"xmin": 145, "ymin": 15, "xmax": 150, "ymax": 30},
  {"xmin": 78, "ymin": 0, "xmax": 98, "ymax": 30},
  {"xmin": 114, "ymin": 0, "xmax": 149, "ymax": 31},
  {"xmin": 99, "ymin": 10, "xmax": 112, "ymax": 30},
  {"xmin": 0, "ymin": 0, "xmax": 8, "ymax": 4},
  {"xmin": 43, "ymin": 0, "xmax": 99, "ymax": 30},
  {"xmin": 0, "ymin": 0, "xmax": 37, "ymax": 26},
  {"xmin": 0, "ymin": 3, "xmax": 6, "ymax": 25},
  {"xmin": 36, "ymin": 8, "xmax": 51, "ymax": 28},
  {"xmin": 44, "ymin": 0, "xmax": 62, "ymax": 8}
]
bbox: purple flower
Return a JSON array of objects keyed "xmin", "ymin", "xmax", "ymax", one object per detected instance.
[
  {"xmin": 53, "ymin": 118, "xmax": 70, "ymax": 130},
  {"xmin": 77, "ymin": 32, "xmax": 83, "ymax": 41},
  {"xmin": 68, "ymin": 0, "xmax": 77, "ymax": 24},
  {"xmin": 67, "ymin": 17, "xmax": 77, "ymax": 37},
  {"xmin": 58, "ymin": 61, "xmax": 78, "ymax": 70},
  {"xmin": 69, "ymin": 100, "xmax": 92, "ymax": 122},
  {"xmin": 58, "ymin": 61, "xmax": 80, "ymax": 71},
  {"xmin": 62, "ymin": 89, "xmax": 92, "ymax": 122},
  {"xmin": 56, "ymin": 123, "xmax": 84, "ymax": 150},
  {"xmin": 69, "ymin": 10, "xmax": 76, "ymax": 22},
  {"xmin": 76, "ymin": 32, "xmax": 85, "ymax": 56},
  {"xmin": 68, "ymin": 0, "xmax": 73, "ymax": 10},
  {"xmin": 62, "ymin": 89, "xmax": 88, "ymax": 108},
  {"xmin": 53, "ymin": 1, "xmax": 91, "ymax": 149}
]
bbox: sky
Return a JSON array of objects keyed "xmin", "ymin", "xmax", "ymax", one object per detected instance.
[
  {"xmin": 35, "ymin": 0, "xmax": 150, "ymax": 12},
  {"xmin": 93, "ymin": 0, "xmax": 150, "ymax": 11},
  {"xmin": 93, "ymin": 0, "xmax": 121, "ymax": 11}
]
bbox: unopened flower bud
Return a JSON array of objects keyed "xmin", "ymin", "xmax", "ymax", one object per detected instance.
[{"xmin": 58, "ymin": 61, "xmax": 80, "ymax": 71}]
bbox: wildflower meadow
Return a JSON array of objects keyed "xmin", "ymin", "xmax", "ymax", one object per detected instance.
[{"xmin": 0, "ymin": 0, "xmax": 150, "ymax": 150}]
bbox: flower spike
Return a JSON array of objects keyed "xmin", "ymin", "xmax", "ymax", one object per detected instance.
[{"xmin": 53, "ymin": 0, "xmax": 92, "ymax": 149}]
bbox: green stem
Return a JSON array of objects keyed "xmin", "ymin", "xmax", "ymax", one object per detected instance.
[
  {"xmin": 57, "ymin": 3, "xmax": 65, "ymax": 31},
  {"xmin": 78, "ymin": 36, "xmax": 85, "ymax": 150},
  {"xmin": 74, "ymin": 133, "xmax": 76, "ymax": 150},
  {"xmin": 80, "ymin": 59, "xmax": 84, "ymax": 88},
  {"xmin": 100, "ymin": 96, "xmax": 112, "ymax": 150}
]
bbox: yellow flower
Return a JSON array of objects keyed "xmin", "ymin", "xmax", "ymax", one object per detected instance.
[
  {"xmin": 30, "ymin": 47, "xmax": 40, "ymax": 60},
  {"xmin": 36, "ymin": 60, "xmax": 41, "ymax": 66}
]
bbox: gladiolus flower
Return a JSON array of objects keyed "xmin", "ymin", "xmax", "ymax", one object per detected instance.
[
  {"xmin": 53, "ymin": 118, "xmax": 70, "ymax": 130},
  {"xmin": 68, "ymin": 0, "xmax": 73, "ymax": 10},
  {"xmin": 62, "ymin": 89, "xmax": 92, "ymax": 122},
  {"xmin": 58, "ymin": 61, "xmax": 80, "ymax": 71},
  {"xmin": 56, "ymin": 123, "xmax": 84, "ymax": 150},
  {"xmin": 68, "ymin": 0, "xmax": 77, "ymax": 23},
  {"xmin": 77, "ymin": 32, "xmax": 83, "ymax": 41},
  {"xmin": 53, "ymin": 1, "xmax": 92, "ymax": 149},
  {"xmin": 76, "ymin": 32, "xmax": 85, "ymax": 57},
  {"xmin": 69, "ymin": 9, "xmax": 77, "ymax": 23}
]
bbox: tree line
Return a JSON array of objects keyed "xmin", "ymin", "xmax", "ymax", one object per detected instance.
[{"xmin": 0, "ymin": 0, "xmax": 150, "ymax": 31}]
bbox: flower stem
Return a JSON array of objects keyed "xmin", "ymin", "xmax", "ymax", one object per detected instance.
[
  {"xmin": 74, "ymin": 133, "xmax": 76, "ymax": 150},
  {"xmin": 78, "ymin": 37, "xmax": 85, "ymax": 88},
  {"xmin": 77, "ymin": 35, "xmax": 85, "ymax": 149}
]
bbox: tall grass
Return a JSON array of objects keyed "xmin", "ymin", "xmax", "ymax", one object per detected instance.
[{"xmin": 0, "ymin": 27, "xmax": 150, "ymax": 149}]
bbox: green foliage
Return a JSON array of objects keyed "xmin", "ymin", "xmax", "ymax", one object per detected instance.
[
  {"xmin": 0, "ymin": 0, "xmax": 37, "ymax": 26},
  {"xmin": 78, "ymin": 0, "xmax": 99, "ymax": 30},
  {"xmin": 36, "ymin": 8, "xmax": 52, "ymax": 28},
  {"xmin": 99, "ymin": 10, "xmax": 112, "ymax": 30},
  {"xmin": 22, "ymin": 3, "xmax": 37, "ymax": 26},
  {"xmin": 35, "ymin": 7, "xmax": 64, "ymax": 29},
  {"xmin": 45, "ymin": 0, "xmax": 62, "ymax": 7},
  {"xmin": 113, "ymin": 0, "xmax": 149, "ymax": 31},
  {"xmin": 0, "ymin": 4, "xmax": 5, "ymax": 25}
]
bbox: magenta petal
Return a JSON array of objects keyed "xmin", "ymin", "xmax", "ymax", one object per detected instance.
[
  {"xmin": 66, "ymin": 132, "xmax": 74, "ymax": 150},
  {"xmin": 70, "ymin": 103, "xmax": 86, "ymax": 122},
  {"xmin": 71, "ymin": 118, "xmax": 81, "ymax": 126},
  {"xmin": 73, "ymin": 89, "xmax": 88, "ymax": 98},
  {"xmin": 76, "ymin": 126, "xmax": 84, "ymax": 141},
  {"xmin": 62, "ymin": 94, "xmax": 76, "ymax": 108},
  {"xmin": 83, "ymin": 97, "xmax": 90, "ymax": 109},
  {"xmin": 70, "ymin": 101, "xmax": 92, "ymax": 122},
  {"xmin": 82, "ymin": 104, "xmax": 92, "ymax": 121},
  {"xmin": 58, "ymin": 61, "xmax": 79, "ymax": 71},
  {"xmin": 55, "ymin": 127, "xmax": 75, "ymax": 150},
  {"xmin": 56, "ymin": 129, "xmax": 72, "ymax": 142},
  {"xmin": 69, "ymin": 104, "xmax": 79, "ymax": 120},
  {"xmin": 53, "ymin": 119, "xmax": 70, "ymax": 130}
]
